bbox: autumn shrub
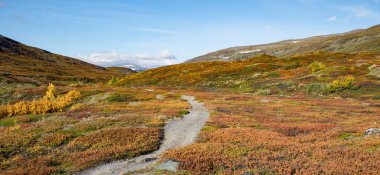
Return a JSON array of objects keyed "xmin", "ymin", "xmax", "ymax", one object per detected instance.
[
  {"xmin": 309, "ymin": 61, "xmax": 326, "ymax": 73},
  {"xmin": 163, "ymin": 91, "xmax": 380, "ymax": 175},
  {"xmin": 284, "ymin": 62, "xmax": 301, "ymax": 70},
  {"xmin": 303, "ymin": 83, "xmax": 326, "ymax": 95},
  {"xmin": 325, "ymin": 75, "xmax": 356, "ymax": 93},
  {"xmin": 106, "ymin": 76, "xmax": 120, "ymax": 85},
  {"xmin": 0, "ymin": 83, "xmax": 81, "ymax": 117}
]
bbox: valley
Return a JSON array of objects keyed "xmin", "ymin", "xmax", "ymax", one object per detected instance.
[{"xmin": 1, "ymin": 23, "xmax": 380, "ymax": 175}]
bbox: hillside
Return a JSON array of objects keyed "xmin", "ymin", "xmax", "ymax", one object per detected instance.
[
  {"xmin": 0, "ymin": 35, "xmax": 132, "ymax": 85},
  {"xmin": 119, "ymin": 51, "xmax": 380, "ymax": 98},
  {"xmin": 106, "ymin": 66, "xmax": 136, "ymax": 74},
  {"xmin": 189, "ymin": 24, "xmax": 380, "ymax": 62}
]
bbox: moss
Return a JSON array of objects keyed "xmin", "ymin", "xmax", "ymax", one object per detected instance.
[
  {"xmin": 339, "ymin": 133, "xmax": 353, "ymax": 140},
  {"xmin": 177, "ymin": 110, "xmax": 190, "ymax": 117},
  {"xmin": 264, "ymin": 71, "xmax": 281, "ymax": 78}
]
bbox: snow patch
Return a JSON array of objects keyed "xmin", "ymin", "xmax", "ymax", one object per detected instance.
[
  {"xmin": 219, "ymin": 56, "xmax": 230, "ymax": 60},
  {"xmin": 289, "ymin": 40, "xmax": 301, "ymax": 44},
  {"xmin": 123, "ymin": 64, "xmax": 146, "ymax": 72},
  {"xmin": 239, "ymin": 49, "xmax": 262, "ymax": 54}
]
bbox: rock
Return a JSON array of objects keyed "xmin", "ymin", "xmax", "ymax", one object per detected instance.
[
  {"xmin": 156, "ymin": 159, "xmax": 180, "ymax": 172},
  {"xmin": 156, "ymin": 94, "xmax": 165, "ymax": 100},
  {"xmin": 364, "ymin": 128, "xmax": 380, "ymax": 136},
  {"xmin": 135, "ymin": 157, "xmax": 158, "ymax": 163},
  {"xmin": 242, "ymin": 172, "xmax": 254, "ymax": 175},
  {"xmin": 259, "ymin": 98, "xmax": 272, "ymax": 103},
  {"xmin": 144, "ymin": 157, "xmax": 158, "ymax": 162}
]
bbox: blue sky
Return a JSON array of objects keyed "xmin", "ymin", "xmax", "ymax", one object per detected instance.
[{"xmin": 1, "ymin": 0, "xmax": 380, "ymax": 68}]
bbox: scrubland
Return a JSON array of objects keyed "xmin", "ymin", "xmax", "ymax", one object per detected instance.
[
  {"xmin": 118, "ymin": 52, "xmax": 380, "ymax": 99},
  {"xmin": 0, "ymin": 85, "xmax": 189, "ymax": 174},
  {"xmin": 1, "ymin": 51, "xmax": 380, "ymax": 175},
  {"xmin": 163, "ymin": 91, "xmax": 380, "ymax": 174}
]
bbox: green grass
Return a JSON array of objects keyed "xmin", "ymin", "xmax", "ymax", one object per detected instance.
[
  {"xmin": 106, "ymin": 93, "xmax": 137, "ymax": 102},
  {"xmin": 0, "ymin": 114, "xmax": 45, "ymax": 127}
]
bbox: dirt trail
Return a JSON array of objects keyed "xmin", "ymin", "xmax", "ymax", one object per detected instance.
[{"xmin": 77, "ymin": 95, "xmax": 209, "ymax": 175}]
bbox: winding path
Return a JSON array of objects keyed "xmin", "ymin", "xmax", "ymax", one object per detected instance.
[{"xmin": 77, "ymin": 95, "xmax": 209, "ymax": 175}]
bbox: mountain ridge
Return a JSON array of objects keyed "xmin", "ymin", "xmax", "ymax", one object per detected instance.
[
  {"xmin": 0, "ymin": 35, "xmax": 133, "ymax": 85},
  {"xmin": 188, "ymin": 24, "xmax": 380, "ymax": 62}
]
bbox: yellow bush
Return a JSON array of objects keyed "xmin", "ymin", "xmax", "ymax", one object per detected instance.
[
  {"xmin": 0, "ymin": 84, "xmax": 81, "ymax": 117},
  {"xmin": 0, "ymin": 105, "xmax": 7, "ymax": 117},
  {"xmin": 309, "ymin": 61, "xmax": 326, "ymax": 73},
  {"xmin": 107, "ymin": 76, "xmax": 120, "ymax": 85},
  {"xmin": 325, "ymin": 75, "xmax": 355, "ymax": 93},
  {"xmin": 45, "ymin": 83, "xmax": 56, "ymax": 100}
]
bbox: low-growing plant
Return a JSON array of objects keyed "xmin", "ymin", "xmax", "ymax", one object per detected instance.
[
  {"xmin": 264, "ymin": 71, "xmax": 281, "ymax": 78},
  {"xmin": 309, "ymin": 60, "xmax": 326, "ymax": 73},
  {"xmin": 284, "ymin": 62, "xmax": 301, "ymax": 70},
  {"xmin": 254, "ymin": 89, "xmax": 272, "ymax": 95},
  {"xmin": 106, "ymin": 93, "xmax": 137, "ymax": 102},
  {"xmin": 325, "ymin": 75, "xmax": 355, "ymax": 93},
  {"xmin": 107, "ymin": 76, "xmax": 120, "ymax": 85},
  {"xmin": 0, "ymin": 83, "xmax": 81, "ymax": 118},
  {"xmin": 177, "ymin": 109, "xmax": 190, "ymax": 117},
  {"xmin": 302, "ymin": 83, "xmax": 326, "ymax": 95}
]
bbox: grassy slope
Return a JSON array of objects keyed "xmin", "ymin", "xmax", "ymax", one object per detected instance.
[
  {"xmin": 119, "ymin": 52, "xmax": 380, "ymax": 99},
  {"xmin": 0, "ymin": 35, "xmax": 130, "ymax": 85},
  {"xmin": 189, "ymin": 24, "xmax": 380, "ymax": 62}
]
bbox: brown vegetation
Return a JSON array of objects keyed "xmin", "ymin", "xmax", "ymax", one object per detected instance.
[
  {"xmin": 0, "ymin": 86, "xmax": 189, "ymax": 174},
  {"xmin": 163, "ymin": 91, "xmax": 380, "ymax": 174}
]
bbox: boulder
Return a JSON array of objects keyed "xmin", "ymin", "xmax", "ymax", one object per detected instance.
[{"xmin": 364, "ymin": 128, "xmax": 380, "ymax": 136}]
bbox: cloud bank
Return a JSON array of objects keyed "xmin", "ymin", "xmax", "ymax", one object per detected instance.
[{"xmin": 78, "ymin": 50, "xmax": 179, "ymax": 69}]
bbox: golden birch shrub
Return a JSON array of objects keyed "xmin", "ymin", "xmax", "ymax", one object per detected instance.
[
  {"xmin": 0, "ymin": 84, "xmax": 81, "ymax": 117},
  {"xmin": 45, "ymin": 83, "xmax": 56, "ymax": 100}
]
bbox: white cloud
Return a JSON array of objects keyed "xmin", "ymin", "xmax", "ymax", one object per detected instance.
[
  {"xmin": 78, "ymin": 50, "xmax": 178, "ymax": 68},
  {"xmin": 327, "ymin": 15, "xmax": 337, "ymax": 22}
]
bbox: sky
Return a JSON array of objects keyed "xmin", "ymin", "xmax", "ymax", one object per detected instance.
[{"xmin": 0, "ymin": 0, "xmax": 380, "ymax": 68}]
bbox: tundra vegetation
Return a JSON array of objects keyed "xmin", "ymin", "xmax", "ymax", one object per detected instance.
[
  {"xmin": 1, "ymin": 52, "xmax": 380, "ymax": 175},
  {"xmin": 163, "ymin": 91, "xmax": 380, "ymax": 174},
  {"xmin": 0, "ymin": 85, "xmax": 189, "ymax": 174},
  {"xmin": 117, "ymin": 52, "xmax": 380, "ymax": 99}
]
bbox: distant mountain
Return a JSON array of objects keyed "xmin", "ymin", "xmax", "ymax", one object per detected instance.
[
  {"xmin": 188, "ymin": 24, "xmax": 380, "ymax": 62},
  {"xmin": 107, "ymin": 66, "xmax": 136, "ymax": 74},
  {"xmin": 0, "ymin": 35, "xmax": 129, "ymax": 85},
  {"xmin": 122, "ymin": 64, "xmax": 147, "ymax": 72}
]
